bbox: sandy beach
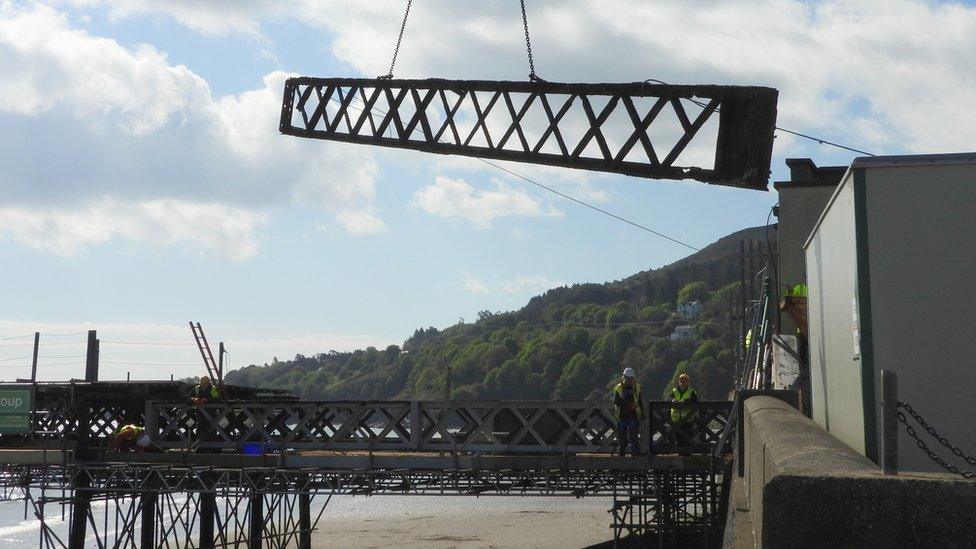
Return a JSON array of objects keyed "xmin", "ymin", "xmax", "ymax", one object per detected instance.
[{"xmin": 309, "ymin": 495, "xmax": 614, "ymax": 548}]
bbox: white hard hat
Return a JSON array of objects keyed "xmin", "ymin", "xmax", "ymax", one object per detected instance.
[{"xmin": 622, "ymin": 367, "xmax": 636, "ymax": 378}]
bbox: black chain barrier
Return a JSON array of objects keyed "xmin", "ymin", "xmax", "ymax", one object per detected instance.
[{"xmin": 896, "ymin": 401, "xmax": 976, "ymax": 479}]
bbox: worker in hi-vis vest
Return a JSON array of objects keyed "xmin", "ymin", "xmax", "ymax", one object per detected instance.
[
  {"xmin": 612, "ymin": 368, "xmax": 644, "ymax": 457},
  {"xmin": 189, "ymin": 375, "xmax": 223, "ymax": 449},
  {"xmin": 109, "ymin": 424, "xmax": 151, "ymax": 453},
  {"xmin": 668, "ymin": 373, "xmax": 699, "ymax": 454}
]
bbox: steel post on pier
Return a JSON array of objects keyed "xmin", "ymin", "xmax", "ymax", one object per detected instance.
[
  {"xmin": 250, "ymin": 491, "xmax": 264, "ymax": 549},
  {"xmin": 67, "ymin": 475, "xmax": 91, "ymax": 549},
  {"xmin": 881, "ymin": 369, "xmax": 898, "ymax": 475},
  {"xmin": 140, "ymin": 492, "xmax": 157, "ymax": 548},
  {"xmin": 299, "ymin": 490, "xmax": 312, "ymax": 549},
  {"xmin": 200, "ymin": 491, "xmax": 216, "ymax": 549}
]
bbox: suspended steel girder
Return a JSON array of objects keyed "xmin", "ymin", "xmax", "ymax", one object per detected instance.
[{"xmin": 279, "ymin": 77, "xmax": 778, "ymax": 190}]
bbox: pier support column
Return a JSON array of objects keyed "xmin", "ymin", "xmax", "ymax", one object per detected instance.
[
  {"xmin": 249, "ymin": 492, "xmax": 264, "ymax": 549},
  {"xmin": 140, "ymin": 492, "xmax": 156, "ymax": 548},
  {"xmin": 199, "ymin": 491, "xmax": 216, "ymax": 549},
  {"xmin": 299, "ymin": 490, "xmax": 311, "ymax": 549},
  {"xmin": 68, "ymin": 475, "xmax": 91, "ymax": 549}
]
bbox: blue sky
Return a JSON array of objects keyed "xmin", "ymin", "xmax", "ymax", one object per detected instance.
[{"xmin": 1, "ymin": 0, "xmax": 974, "ymax": 380}]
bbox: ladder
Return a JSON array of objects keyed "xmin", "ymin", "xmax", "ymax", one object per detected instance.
[{"xmin": 189, "ymin": 322, "xmax": 220, "ymax": 383}]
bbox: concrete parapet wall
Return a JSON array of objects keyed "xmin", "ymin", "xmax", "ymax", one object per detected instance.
[{"xmin": 741, "ymin": 396, "xmax": 976, "ymax": 548}]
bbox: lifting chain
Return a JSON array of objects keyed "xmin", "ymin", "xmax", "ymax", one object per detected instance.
[
  {"xmin": 521, "ymin": 0, "xmax": 544, "ymax": 82},
  {"xmin": 379, "ymin": 0, "xmax": 543, "ymax": 83},
  {"xmin": 896, "ymin": 401, "xmax": 976, "ymax": 479},
  {"xmin": 379, "ymin": 0, "xmax": 413, "ymax": 80}
]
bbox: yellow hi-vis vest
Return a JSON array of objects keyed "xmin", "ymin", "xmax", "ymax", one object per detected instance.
[
  {"xmin": 670, "ymin": 387, "xmax": 696, "ymax": 424},
  {"xmin": 193, "ymin": 385, "xmax": 221, "ymax": 400},
  {"xmin": 117, "ymin": 424, "xmax": 144, "ymax": 440},
  {"xmin": 612, "ymin": 381, "xmax": 642, "ymax": 419}
]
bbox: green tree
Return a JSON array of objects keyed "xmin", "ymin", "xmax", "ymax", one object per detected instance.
[{"xmin": 678, "ymin": 281, "xmax": 709, "ymax": 304}]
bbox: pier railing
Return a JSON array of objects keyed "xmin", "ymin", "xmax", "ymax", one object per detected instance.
[{"xmin": 145, "ymin": 399, "xmax": 733, "ymax": 455}]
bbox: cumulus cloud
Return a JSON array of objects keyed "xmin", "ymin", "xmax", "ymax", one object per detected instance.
[
  {"xmin": 334, "ymin": 210, "xmax": 388, "ymax": 235},
  {"xmin": 460, "ymin": 273, "xmax": 490, "ymax": 294},
  {"xmin": 0, "ymin": 3, "xmax": 384, "ymax": 257},
  {"xmin": 0, "ymin": 198, "xmax": 265, "ymax": 260},
  {"xmin": 58, "ymin": 0, "xmax": 280, "ymax": 37},
  {"xmin": 0, "ymin": 2, "xmax": 210, "ymax": 135},
  {"xmin": 411, "ymin": 176, "xmax": 562, "ymax": 229},
  {"xmin": 502, "ymin": 274, "xmax": 566, "ymax": 295},
  {"xmin": 298, "ymin": 0, "xmax": 976, "ymax": 154}
]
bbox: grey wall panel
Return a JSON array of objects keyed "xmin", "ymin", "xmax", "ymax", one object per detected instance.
[
  {"xmin": 864, "ymin": 164, "xmax": 976, "ymax": 472},
  {"xmin": 806, "ymin": 175, "xmax": 867, "ymax": 454},
  {"xmin": 777, "ymin": 185, "xmax": 840, "ymax": 334}
]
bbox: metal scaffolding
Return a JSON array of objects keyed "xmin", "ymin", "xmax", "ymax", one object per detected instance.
[{"xmin": 0, "ymin": 458, "xmax": 729, "ymax": 549}]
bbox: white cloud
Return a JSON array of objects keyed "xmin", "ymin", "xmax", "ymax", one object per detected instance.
[
  {"xmin": 0, "ymin": 2, "xmax": 210, "ymax": 136},
  {"xmin": 502, "ymin": 275, "xmax": 566, "ymax": 295},
  {"xmin": 411, "ymin": 176, "xmax": 562, "ymax": 229},
  {"xmin": 0, "ymin": 198, "xmax": 265, "ymax": 260},
  {"xmin": 334, "ymin": 210, "xmax": 388, "ymax": 235},
  {"xmin": 58, "ymin": 0, "xmax": 279, "ymax": 37},
  {"xmin": 0, "ymin": 3, "xmax": 385, "ymax": 256},
  {"xmin": 460, "ymin": 273, "xmax": 490, "ymax": 294},
  {"xmin": 302, "ymin": 0, "xmax": 976, "ymax": 154},
  {"xmin": 51, "ymin": 0, "xmax": 976, "ymax": 155}
]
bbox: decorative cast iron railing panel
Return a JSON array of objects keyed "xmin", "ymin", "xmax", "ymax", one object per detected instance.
[
  {"xmin": 648, "ymin": 401, "xmax": 733, "ymax": 455},
  {"xmin": 147, "ymin": 400, "xmax": 732, "ymax": 455}
]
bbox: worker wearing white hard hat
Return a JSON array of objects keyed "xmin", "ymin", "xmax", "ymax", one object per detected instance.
[{"xmin": 611, "ymin": 367, "xmax": 644, "ymax": 457}]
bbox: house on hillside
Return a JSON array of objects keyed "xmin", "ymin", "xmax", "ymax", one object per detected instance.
[
  {"xmin": 677, "ymin": 301, "xmax": 701, "ymax": 319},
  {"xmin": 670, "ymin": 325, "xmax": 696, "ymax": 342}
]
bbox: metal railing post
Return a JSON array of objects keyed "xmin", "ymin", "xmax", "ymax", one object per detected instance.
[
  {"xmin": 640, "ymin": 401, "xmax": 650, "ymax": 455},
  {"xmin": 881, "ymin": 369, "xmax": 898, "ymax": 475},
  {"xmin": 410, "ymin": 401, "xmax": 421, "ymax": 451}
]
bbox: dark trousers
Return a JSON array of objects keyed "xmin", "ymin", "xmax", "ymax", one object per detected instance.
[
  {"xmin": 617, "ymin": 418, "xmax": 640, "ymax": 456},
  {"xmin": 668, "ymin": 421, "xmax": 698, "ymax": 454}
]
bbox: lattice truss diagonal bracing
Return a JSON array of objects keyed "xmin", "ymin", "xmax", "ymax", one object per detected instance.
[{"xmin": 279, "ymin": 78, "xmax": 778, "ymax": 189}]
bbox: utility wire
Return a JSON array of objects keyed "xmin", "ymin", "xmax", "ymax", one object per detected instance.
[
  {"xmin": 327, "ymin": 93, "xmax": 702, "ymax": 251},
  {"xmin": 101, "ymin": 340, "xmax": 197, "ymax": 346},
  {"xmin": 477, "ymin": 318, "xmax": 727, "ymax": 329},
  {"xmin": 478, "ymin": 158, "xmax": 701, "ymax": 251},
  {"xmin": 102, "ymin": 361, "xmax": 200, "ymax": 367},
  {"xmin": 643, "ymin": 78, "xmax": 876, "ymax": 157}
]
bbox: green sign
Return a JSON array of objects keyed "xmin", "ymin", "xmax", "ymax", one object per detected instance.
[{"xmin": 0, "ymin": 388, "xmax": 32, "ymax": 435}]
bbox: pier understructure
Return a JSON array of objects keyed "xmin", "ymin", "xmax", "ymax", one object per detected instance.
[{"xmin": 0, "ymin": 382, "xmax": 733, "ymax": 548}]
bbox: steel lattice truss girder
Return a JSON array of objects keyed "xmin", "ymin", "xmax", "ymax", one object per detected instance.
[{"xmin": 279, "ymin": 78, "xmax": 778, "ymax": 189}]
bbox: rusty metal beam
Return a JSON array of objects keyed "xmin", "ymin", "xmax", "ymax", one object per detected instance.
[{"xmin": 279, "ymin": 78, "xmax": 778, "ymax": 190}]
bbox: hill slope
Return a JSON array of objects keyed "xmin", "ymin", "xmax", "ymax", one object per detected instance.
[{"xmin": 225, "ymin": 225, "xmax": 771, "ymax": 401}]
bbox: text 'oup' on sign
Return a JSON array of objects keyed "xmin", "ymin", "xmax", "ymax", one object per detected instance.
[{"xmin": 0, "ymin": 388, "xmax": 32, "ymax": 435}]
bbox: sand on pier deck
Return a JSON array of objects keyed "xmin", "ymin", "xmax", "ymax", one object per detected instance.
[{"xmin": 309, "ymin": 495, "xmax": 613, "ymax": 548}]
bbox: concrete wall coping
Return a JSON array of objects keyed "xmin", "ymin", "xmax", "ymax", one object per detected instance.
[
  {"xmin": 744, "ymin": 396, "xmax": 876, "ymax": 476},
  {"xmin": 739, "ymin": 395, "xmax": 976, "ymax": 548}
]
